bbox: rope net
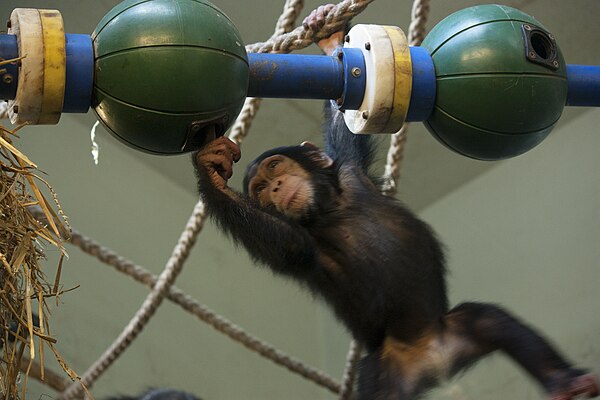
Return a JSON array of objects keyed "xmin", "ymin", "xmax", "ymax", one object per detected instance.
[{"xmin": 16, "ymin": 0, "xmax": 430, "ymax": 398}]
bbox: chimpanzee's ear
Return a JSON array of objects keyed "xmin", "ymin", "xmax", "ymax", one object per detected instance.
[{"xmin": 300, "ymin": 141, "xmax": 334, "ymax": 168}]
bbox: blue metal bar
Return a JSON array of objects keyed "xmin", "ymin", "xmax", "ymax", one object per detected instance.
[
  {"xmin": 566, "ymin": 64, "xmax": 600, "ymax": 107},
  {"xmin": 0, "ymin": 34, "xmax": 19, "ymax": 100},
  {"xmin": 63, "ymin": 33, "xmax": 94, "ymax": 113},
  {"xmin": 247, "ymin": 53, "xmax": 344, "ymax": 100},
  {"xmin": 406, "ymin": 46, "xmax": 436, "ymax": 122},
  {"xmin": 338, "ymin": 47, "xmax": 366, "ymax": 110}
]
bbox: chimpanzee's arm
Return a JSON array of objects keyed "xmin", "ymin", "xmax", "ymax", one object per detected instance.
[
  {"xmin": 323, "ymin": 102, "xmax": 376, "ymax": 174},
  {"xmin": 194, "ymin": 139, "xmax": 318, "ymax": 274}
]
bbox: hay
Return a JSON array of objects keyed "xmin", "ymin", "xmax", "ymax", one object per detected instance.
[{"xmin": 0, "ymin": 122, "xmax": 76, "ymax": 398}]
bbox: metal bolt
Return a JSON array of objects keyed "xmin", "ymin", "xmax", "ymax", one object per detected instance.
[
  {"xmin": 13, "ymin": 105, "xmax": 18, "ymax": 113},
  {"xmin": 364, "ymin": 42, "xmax": 371, "ymax": 51},
  {"xmin": 361, "ymin": 111, "xmax": 368, "ymax": 119},
  {"xmin": 548, "ymin": 34, "xmax": 555, "ymax": 41},
  {"xmin": 344, "ymin": 35, "xmax": 350, "ymax": 43},
  {"xmin": 529, "ymin": 51, "xmax": 536, "ymax": 59},
  {"xmin": 2, "ymin": 74, "xmax": 13, "ymax": 85},
  {"xmin": 553, "ymin": 60, "xmax": 559, "ymax": 67},
  {"xmin": 191, "ymin": 123, "xmax": 202, "ymax": 132},
  {"xmin": 337, "ymin": 51, "xmax": 344, "ymax": 60},
  {"xmin": 351, "ymin": 67, "xmax": 362, "ymax": 78},
  {"xmin": 523, "ymin": 24, "xmax": 531, "ymax": 31}
]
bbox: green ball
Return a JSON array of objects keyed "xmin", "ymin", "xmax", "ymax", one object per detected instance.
[
  {"xmin": 421, "ymin": 5, "xmax": 567, "ymax": 160},
  {"xmin": 92, "ymin": 0, "xmax": 248, "ymax": 154}
]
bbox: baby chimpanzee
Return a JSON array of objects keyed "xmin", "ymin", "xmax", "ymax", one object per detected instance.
[{"xmin": 192, "ymin": 5, "xmax": 598, "ymax": 400}]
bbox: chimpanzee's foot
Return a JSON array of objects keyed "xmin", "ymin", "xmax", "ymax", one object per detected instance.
[
  {"xmin": 548, "ymin": 372, "xmax": 599, "ymax": 400},
  {"xmin": 302, "ymin": 4, "xmax": 344, "ymax": 55}
]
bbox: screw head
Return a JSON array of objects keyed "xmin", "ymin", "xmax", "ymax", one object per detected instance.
[
  {"xmin": 553, "ymin": 60, "xmax": 559, "ymax": 67},
  {"xmin": 12, "ymin": 105, "xmax": 18, "ymax": 113},
  {"xmin": 364, "ymin": 42, "xmax": 371, "ymax": 51},
  {"xmin": 361, "ymin": 111, "xmax": 368, "ymax": 119},
  {"xmin": 351, "ymin": 67, "xmax": 362, "ymax": 78},
  {"xmin": 524, "ymin": 24, "xmax": 531, "ymax": 31},
  {"xmin": 529, "ymin": 51, "xmax": 536, "ymax": 59},
  {"xmin": 344, "ymin": 34, "xmax": 350, "ymax": 43}
]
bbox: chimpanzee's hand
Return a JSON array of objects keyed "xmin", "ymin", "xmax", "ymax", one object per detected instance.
[{"xmin": 194, "ymin": 137, "xmax": 241, "ymax": 191}]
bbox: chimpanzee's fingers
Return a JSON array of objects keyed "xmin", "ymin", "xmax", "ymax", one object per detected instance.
[
  {"xmin": 224, "ymin": 140, "xmax": 241, "ymax": 162},
  {"xmin": 201, "ymin": 153, "xmax": 232, "ymax": 177}
]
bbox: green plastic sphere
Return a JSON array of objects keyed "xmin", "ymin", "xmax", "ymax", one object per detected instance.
[
  {"xmin": 92, "ymin": 0, "xmax": 248, "ymax": 154},
  {"xmin": 421, "ymin": 5, "xmax": 567, "ymax": 160}
]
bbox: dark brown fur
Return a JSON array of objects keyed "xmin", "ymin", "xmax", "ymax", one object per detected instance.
[{"xmin": 193, "ymin": 102, "xmax": 598, "ymax": 399}]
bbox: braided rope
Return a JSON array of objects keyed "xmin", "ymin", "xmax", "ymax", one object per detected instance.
[
  {"xmin": 247, "ymin": 0, "xmax": 375, "ymax": 54},
  {"xmin": 60, "ymin": 201, "xmax": 208, "ymax": 399},
  {"xmin": 64, "ymin": 226, "xmax": 341, "ymax": 394},
  {"xmin": 338, "ymin": 340, "xmax": 362, "ymax": 400},
  {"xmin": 59, "ymin": 1, "xmax": 309, "ymax": 397},
  {"xmin": 381, "ymin": 0, "xmax": 430, "ymax": 197}
]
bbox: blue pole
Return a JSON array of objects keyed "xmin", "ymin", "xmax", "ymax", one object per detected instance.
[
  {"xmin": 0, "ymin": 34, "xmax": 19, "ymax": 100},
  {"xmin": 566, "ymin": 64, "xmax": 600, "ymax": 107},
  {"xmin": 63, "ymin": 34, "xmax": 94, "ymax": 113},
  {"xmin": 0, "ymin": 33, "xmax": 94, "ymax": 112},
  {"xmin": 247, "ymin": 53, "xmax": 343, "ymax": 100},
  {"xmin": 406, "ymin": 46, "xmax": 436, "ymax": 122}
]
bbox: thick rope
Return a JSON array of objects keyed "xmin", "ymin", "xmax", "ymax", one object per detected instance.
[
  {"xmin": 247, "ymin": 0, "xmax": 375, "ymax": 54},
  {"xmin": 60, "ymin": 1, "xmax": 309, "ymax": 398},
  {"xmin": 64, "ymin": 226, "xmax": 341, "ymax": 394},
  {"xmin": 60, "ymin": 201, "xmax": 208, "ymax": 399},
  {"xmin": 381, "ymin": 0, "xmax": 430, "ymax": 196},
  {"xmin": 338, "ymin": 340, "xmax": 362, "ymax": 400}
]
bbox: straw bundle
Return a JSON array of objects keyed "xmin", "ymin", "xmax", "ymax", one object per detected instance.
[{"xmin": 0, "ymin": 121, "xmax": 76, "ymax": 398}]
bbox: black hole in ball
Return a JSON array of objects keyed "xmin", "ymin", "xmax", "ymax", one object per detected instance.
[{"xmin": 530, "ymin": 31, "xmax": 553, "ymax": 60}]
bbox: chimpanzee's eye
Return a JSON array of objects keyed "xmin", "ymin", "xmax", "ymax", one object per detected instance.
[
  {"xmin": 268, "ymin": 160, "xmax": 279, "ymax": 170},
  {"xmin": 255, "ymin": 184, "xmax": 265, "ymax": 195}
]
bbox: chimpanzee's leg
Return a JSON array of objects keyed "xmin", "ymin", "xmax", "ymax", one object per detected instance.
[{"xmin": 446, "ymin": 302, "xmax": 599, "ymax": 399}]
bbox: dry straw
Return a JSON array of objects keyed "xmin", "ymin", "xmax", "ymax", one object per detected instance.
[{"xmin": 0, "ymin": 120, "xmax": 75, "ymax": 398}]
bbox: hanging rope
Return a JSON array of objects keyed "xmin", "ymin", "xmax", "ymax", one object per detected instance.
[
  {"xmin": 338, "ymin": 340, "xmax": 363, "ymax": 400},
  {"xmin": 60, "ymin": 200, "xmax": 209, "ymax": 399},
  {"xmin": 60, "ymin": 1, "xmax": 308, "ymax": 398},
  {"xmin": 381, "ymin": 0, "xmax": 430, "ymax": 197},
  {"xmin": 23, "ymin": 210, "xmax": 340, "ymax": 394},
  {"xmin": 247, "ymin": 0, "xmax": 375, "ymax": 54}
]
